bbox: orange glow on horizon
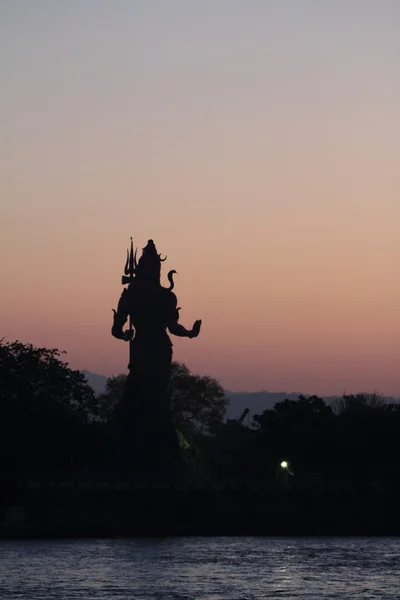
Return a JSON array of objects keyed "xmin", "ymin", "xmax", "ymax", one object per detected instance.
[{"xmin": 1, "ymin": 2, "xmax": 399, "ymax": 396}]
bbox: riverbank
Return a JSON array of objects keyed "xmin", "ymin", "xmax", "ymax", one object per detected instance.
[{"xmin": 1, "ymin": 477, "xmax": 400, "ymax": 537}]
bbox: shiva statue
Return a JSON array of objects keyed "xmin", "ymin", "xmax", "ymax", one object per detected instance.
[{"xmin": 111, "ymin": 238, "xmax": 201, "ymax": 471}]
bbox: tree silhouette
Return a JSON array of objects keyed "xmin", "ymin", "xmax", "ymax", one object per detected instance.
[
  {"xmin": 2, "ymin": 338, "xmax": 399, "ymax": 489},
  {"xmin": 0, "ymin": 339, "xmax": 98, "ymax": 473},
  {"xmin": 169, "ymin": 362, "xmax": 227, "ymax": 434},
  {"xmin": 97, "ymin": 361, "xmax": 228, "ymax": 435},
  {"xmin": 333, "ymin": 393, "xmax": 387, "ymax": 415},
  {"xmin": 96, "ymin": 374, "xmax": 127, "ymax": 422},
  {"xmin": 252, "ymin": 395, "xmax": 334, "ymax": 469}
]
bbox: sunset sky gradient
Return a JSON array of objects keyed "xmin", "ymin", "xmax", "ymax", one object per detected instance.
[{"xmin": 1, "ymin": 1, "xmax": 399, "ymax": 395}]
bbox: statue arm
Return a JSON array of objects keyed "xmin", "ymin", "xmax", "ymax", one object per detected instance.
[
  {"xmin": 168, "ymin": 321, "xmax": 200, "ymax": 339},
  {"xmin": 167, "ymin": 294, "xmax": 202, "ymax": 339},
  {"xmin": 111, "ymin": 289, "xmax": 130, "ymax": 340}
]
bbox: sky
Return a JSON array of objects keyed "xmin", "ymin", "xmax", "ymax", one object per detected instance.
[{"xmin": 1, "ymin": 1, "xmax": 399, "ymax": 396}]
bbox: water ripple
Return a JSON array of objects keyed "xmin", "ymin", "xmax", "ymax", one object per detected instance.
[{"xmin": 0, "ymin": 537, "xmax": 399, "ymax": 599}]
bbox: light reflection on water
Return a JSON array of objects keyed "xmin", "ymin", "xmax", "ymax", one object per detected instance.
[{"xmin": 0, "ymin": 537, "xmax": 399, "ymax": 599}]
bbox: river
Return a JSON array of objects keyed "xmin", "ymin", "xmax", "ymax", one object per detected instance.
[{"xmin": 0, "ymin": 537, "xmax": 398, "ymax": 599}]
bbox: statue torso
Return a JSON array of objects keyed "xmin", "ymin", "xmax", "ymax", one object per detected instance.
[{"xmin": 126, "ymin": 282, "xmax": 178, "ymax": 337}]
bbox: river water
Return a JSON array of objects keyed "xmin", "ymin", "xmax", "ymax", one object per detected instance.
[{"xmin": 0, "ymin": 537, "xmax": 398, "ymax": 599}]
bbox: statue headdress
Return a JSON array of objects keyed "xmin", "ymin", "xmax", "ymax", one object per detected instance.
[
  {"xmin": 121, "ymin": 238, "xmax": 176, "ymax": 290},
  {"xmin": 136, "ymin": 239, "xmax": 166, "ymax": 281}
]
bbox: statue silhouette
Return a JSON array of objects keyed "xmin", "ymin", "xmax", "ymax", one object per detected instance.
[{"xmin": 111, "ymin": 238, "xmax": 202, "ymax": 473}]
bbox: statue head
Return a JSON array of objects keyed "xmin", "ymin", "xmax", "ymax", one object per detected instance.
[{"xmin": 135, "ymin": 240, "xmax": 166, "ymax": 285}]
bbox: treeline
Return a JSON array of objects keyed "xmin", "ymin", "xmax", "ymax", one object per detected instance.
[
  {"xmin": 0, "ymin": 340, "xmax": 227, "ymax": 475},
  {"xmin": 212, "ymin": 394, "xmax": 400, "ymax": 489},
  {"xmin": 1, "ymin": 339, "xmax": 399, "ymax": 489}
]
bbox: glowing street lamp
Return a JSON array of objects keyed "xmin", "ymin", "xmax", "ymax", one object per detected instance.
[{"xmin": 277, "ymin": 459, "xmax": 294, "ymax": 485}]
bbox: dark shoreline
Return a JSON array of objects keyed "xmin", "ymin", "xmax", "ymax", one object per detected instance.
[{"xmin": 2, "ymin": 479, "xmax": 400, "ymax": 538}]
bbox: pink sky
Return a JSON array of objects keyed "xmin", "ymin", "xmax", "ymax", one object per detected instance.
[{"xmin": 1, "ymin": 2, "xmax": 399, "ymax": 396}]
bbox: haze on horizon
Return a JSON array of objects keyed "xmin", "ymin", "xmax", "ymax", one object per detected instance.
[{"xmin": 1, "ymin": 1, "xmax": 399, "ymax": 396}]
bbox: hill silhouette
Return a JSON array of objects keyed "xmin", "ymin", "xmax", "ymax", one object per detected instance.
[
  {"xmin": 82, "ymin": 370, "xmax": 399, "ymax": 422},
  {"xmin": 81, "ymin": 370, "xmax": 109, "ymax": 396},
  {"xmin": 81, "ymin": 370, "xmax": 306, "ymax": 419}
]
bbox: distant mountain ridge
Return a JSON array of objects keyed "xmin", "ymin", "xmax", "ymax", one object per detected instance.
[
  {"xmin": 81, "ymin": 370, "xmax": 399, "ymax": 423},
  {"xmin": 81, "ymin": 370, "xmax": 109, "ymax": 396}
]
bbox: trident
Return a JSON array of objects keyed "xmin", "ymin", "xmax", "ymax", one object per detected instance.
[
  {"xmin": 122, "ymin": 236, "xmax": 137, "ymax": 285},
  {"xmin": 122, "ymin": 237, "xmax": 137, "ymax": 365}
]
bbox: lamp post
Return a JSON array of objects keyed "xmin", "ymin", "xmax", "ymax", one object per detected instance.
[{"xmin": 276, "ymin": 459, "xmax": 294, "ymax": 486}]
